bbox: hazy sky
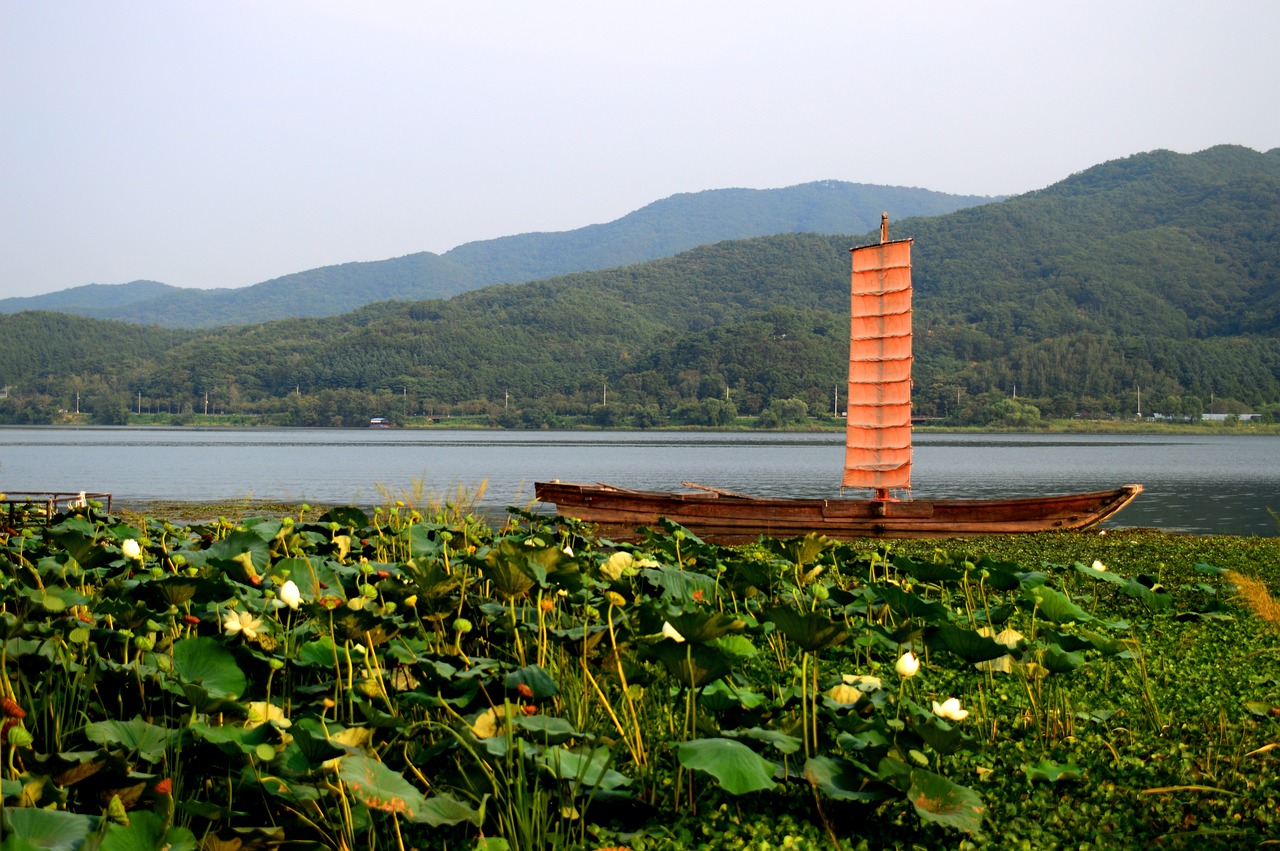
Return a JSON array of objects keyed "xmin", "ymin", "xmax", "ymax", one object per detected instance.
[{"xmin": 3, "ymin": 1, "xmax": 1277, "ymax": 300}]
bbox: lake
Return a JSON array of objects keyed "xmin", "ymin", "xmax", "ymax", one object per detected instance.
[{"xmin": 1, "ymin": 427, "xmax": 1277, "ymax": 536}]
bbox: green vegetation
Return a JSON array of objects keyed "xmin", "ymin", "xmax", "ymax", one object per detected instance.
[
  {"xmin": 0, "ymin": 494, "xmax": 1276, "ymax": 849},
  {"xmin": 0, "ymin": 182, "xmax": 994, "ymax": 328},
  {"xmin": 1, "ymin": 146, "xmax": 1278, "ymax": 429}
]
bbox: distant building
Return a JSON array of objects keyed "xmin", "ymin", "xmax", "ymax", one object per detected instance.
[
  {"xmin": 1202, "ymin": 413, "xmax": 1259, "ymax": 422},
  {"xmin": 369, "ymin": 417, "xmax": 391, "ymax": 428}
]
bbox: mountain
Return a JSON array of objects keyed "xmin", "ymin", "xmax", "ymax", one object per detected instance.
[
  {"xmin": 0, "ymin": 280, "xmax": 187, "ymax": 313},
  {"xmin": 1, "ymin": 145, "xmax": 1277, "ymax": 428},
  {"xmin": 0, "ymin": 182, "xmax": 996, "ymax": 328}
]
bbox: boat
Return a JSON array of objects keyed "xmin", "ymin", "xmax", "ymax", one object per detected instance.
[{"xmin": 535, "ymin": 215, "xmax": 1142, "ymax": 542}]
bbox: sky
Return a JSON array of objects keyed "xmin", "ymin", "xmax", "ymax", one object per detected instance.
[{"xmin": 2, "ymin": 1, "xmax": 1278, "ymax": 300}]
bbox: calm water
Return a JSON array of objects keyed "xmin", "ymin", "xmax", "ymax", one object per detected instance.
[{"xmin": 1, "ymin": 427, "xmax": 1277, "ymax": 535}]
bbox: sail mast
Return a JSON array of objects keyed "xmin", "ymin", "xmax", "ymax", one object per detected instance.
[{"xmin": 843, "ymin": 213, "xmax": 913, "ymax": 495}]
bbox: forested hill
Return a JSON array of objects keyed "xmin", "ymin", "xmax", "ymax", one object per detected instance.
[
  {"xmin": 1, "ymin": 145, "xmax": 1277, "ymax": 428},
  {"xmin": 0, "ymin": 181, "xmax": 994, "ymax": 329}
]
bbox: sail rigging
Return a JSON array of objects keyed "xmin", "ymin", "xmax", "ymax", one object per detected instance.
[{"xmin": 843, "ymin": 216, "xmax": 913, "ymax": 492}]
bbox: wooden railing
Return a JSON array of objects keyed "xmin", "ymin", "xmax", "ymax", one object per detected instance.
[{"xmin": 1, "ymin": 492, "xmax": 113, "ymax": 527}]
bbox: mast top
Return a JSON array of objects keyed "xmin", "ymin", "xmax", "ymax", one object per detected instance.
[{"xmin": 880, "ymin": 212, "xmax": 889, "ymax": 244}]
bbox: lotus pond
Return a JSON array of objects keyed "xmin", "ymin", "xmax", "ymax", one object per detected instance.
[{"xmin": 0, "ymin": 495, "xmax": 1276, "ymax": 850}]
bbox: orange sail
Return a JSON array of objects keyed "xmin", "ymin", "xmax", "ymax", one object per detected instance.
[{"xmin": 843, "ymin": 220, "xmax": 913, "ymax": 492}]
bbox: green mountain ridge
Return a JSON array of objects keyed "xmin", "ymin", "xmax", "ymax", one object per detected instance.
[
  {"xmin": 1, "ymin": 146, "xmax": 1277, "ymax": 428},
  {"xmin": 0, "ymin": 181, "xmax": 995, "ymax": 328}
]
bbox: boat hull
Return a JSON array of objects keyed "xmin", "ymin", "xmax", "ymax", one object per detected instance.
[{"xmin": 534, "ymin": 481, "xmax": 1144, "ymax": 543}]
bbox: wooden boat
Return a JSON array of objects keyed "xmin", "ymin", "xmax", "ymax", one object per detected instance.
[{"xmin": 536, "ymin": 215, "xmax": 1142, "ymax": 542}]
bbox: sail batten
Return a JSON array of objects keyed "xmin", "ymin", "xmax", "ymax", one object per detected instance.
[{"xmin": 843, "ymin": 232, "xmax": 913, "ymax": 492}]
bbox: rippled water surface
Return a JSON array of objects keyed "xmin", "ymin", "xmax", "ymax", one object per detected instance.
[{"xmin": 2, "ymin": 428, "xmax": 1277, "ymax": 535}]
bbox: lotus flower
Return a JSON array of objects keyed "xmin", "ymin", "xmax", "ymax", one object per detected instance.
[
  {"xmin": 601, "ymin": 551, "xmax": 634, "ymax": 581},
  {"xmin": 932, "ymin": 697, "xmax": 969, "ymax": 722},
  {"xmin": 244, "ymin": 701, "xmax": 291, "ymax": 730},
  {"xmin": 121, "ymin": 538, "xmax": 142, "ymax": 560},
  {"xmin": 279, "ymin": 580, "xmax": 301, "ymax": 609},
  {"xmin": 661, "ymin": 621, "xmax": 686, "ymax": 643},
  {"xmin": 1092, "ymin": 560, "xmax": 1107, "ymax": 572},
  {"xmin": 222, "ymin": 610, "xmax": 264, "ymax": 641},
  {"xmin": 895, "ymin": 650, "xmax": 920, "ymax": 678}
]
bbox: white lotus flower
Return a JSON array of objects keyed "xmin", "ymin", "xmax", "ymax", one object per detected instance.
[
  {"xmin": 222, "ymin": 610, "xmax": 264, "ymax": 641},
  {"xmin": 661, "ymin": 621, "xmax": 686, "ymax": 643},
  {"xmin": 932, "ymin": 697, "xmax": 969, "ymax": 722},
  {"xmin": 895, "ymin": 650, "xmax": 920, "ymax": 678},
  {"xmin": 279, "ymin": 580, "xmax": 302, "ymax": 609},
  {"xmin": 121, "ymin": 538, "xmax": 142, "ymax": 560},
  {"xmin": 1092, "ymin": 560, "xmax": 1107, "ymax": 572}
]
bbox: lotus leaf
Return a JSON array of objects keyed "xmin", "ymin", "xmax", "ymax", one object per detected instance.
[
  {"xmin": 873, "ymin": 584, "xmax": 950, "ymax": 624},
  {"xmin": 1123, "ymin": 577, "xmax": 1172, "ymax": 611},
  {"xmin": 907, "ymin": 768, "xmax": 985, "ymax": 834},
  {"xmin": 1025, "ymin": 586, "xmax": 1093, "ymax": 624},
  {"xmin": 205, "ymin": 531, "xmax": 270, "ymax": 585},
  {"xmin": 504, "ymin": 664, "xmax": 559, "ymax": 700},
  {"xmin": 1, "ymin": 807, "xmax": 93, "ymax": 851},
  {"xmin": 648, "ymin": 640, "xmax": 734, "ymax": 688},
  {"xmin": 336, "ymin": 752, "xmax": 433, "ymax": 820},
  {"xmin": 762, "ymin": 607, "xmax": 847, "ymax": 652},
  {"xmin": 1023, "ymin": 758, "xmax": 1084, "ymax": 784},
  {"xmin": 926, "ymin": 622, "xmax": 1011, "ymax": 663},
  {"xmin": 724, "ymin": 726, "xmax": 803, "ymax": 755},
  {"xmin": 481, "ymin": 540, "xmax": 541, "ymax": 598},
  {"xmin": 891, "ymin": 554, "xmax": 963, "ymax": 584},
  {"xmin": 700, "ymin": 680, "xmax": 766, "ymax": 712},
  {"xmin": 83, "ymin": 718, "xmax": 174, "ymax": 763},
  {"xmin": 663, "ymin": 610, "xmax": 745, "ymax": 644},
  {"xmin": 510, "ymin": 714, "xmax": 583, "ymax": 745},
  {"xmin": 1074, "ymin": 561, "xmax": 1128, "ymax": 586},
  {"xmin": 639, "ymin": 566, "xmax": 717, "ymax": 605},
  {"xmin": 171, "ymin": 636, "xmax": 246, "ymax": 699},
  {"xmin": 906, "ymin": 711, "xmax": 979, "ymax": 755},
  {"xmin": 803, "ymin": 755, "xmax": 884, "ymax": 801},
  {"xmin": 676, "ymin": 738, "xmax": 777, "ymax": 795},
  {"xmin": 317, "ymin": 506, "xmax": 369, "ymax": 529},
  {"xmin": 539, "ymin": 746, "xmax": 631, "ymax": 790}
]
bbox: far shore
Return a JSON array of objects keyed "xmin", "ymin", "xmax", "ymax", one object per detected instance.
[{"xmin": 25, "ymin": 413, "xmax": 1280, "ymax": 436}]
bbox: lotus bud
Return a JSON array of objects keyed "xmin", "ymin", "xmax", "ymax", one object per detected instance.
[
  {"xmin": 106, "ymin": 793, "xmax": 129, "ymax": 826},
  {"xmin": 121, "ymin": 538, "xmax": 142, "ymax": 560},
  {"xmin": 895, "ymin": 650, "xmax": 920, "ymax": 678},
  {"xmin": 279, "ymin": 580, "xmax": 301, "ymax": 610},
  {"xmin": 134, "ymin": 635, "xmax": 155, "ymax": 652}
]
